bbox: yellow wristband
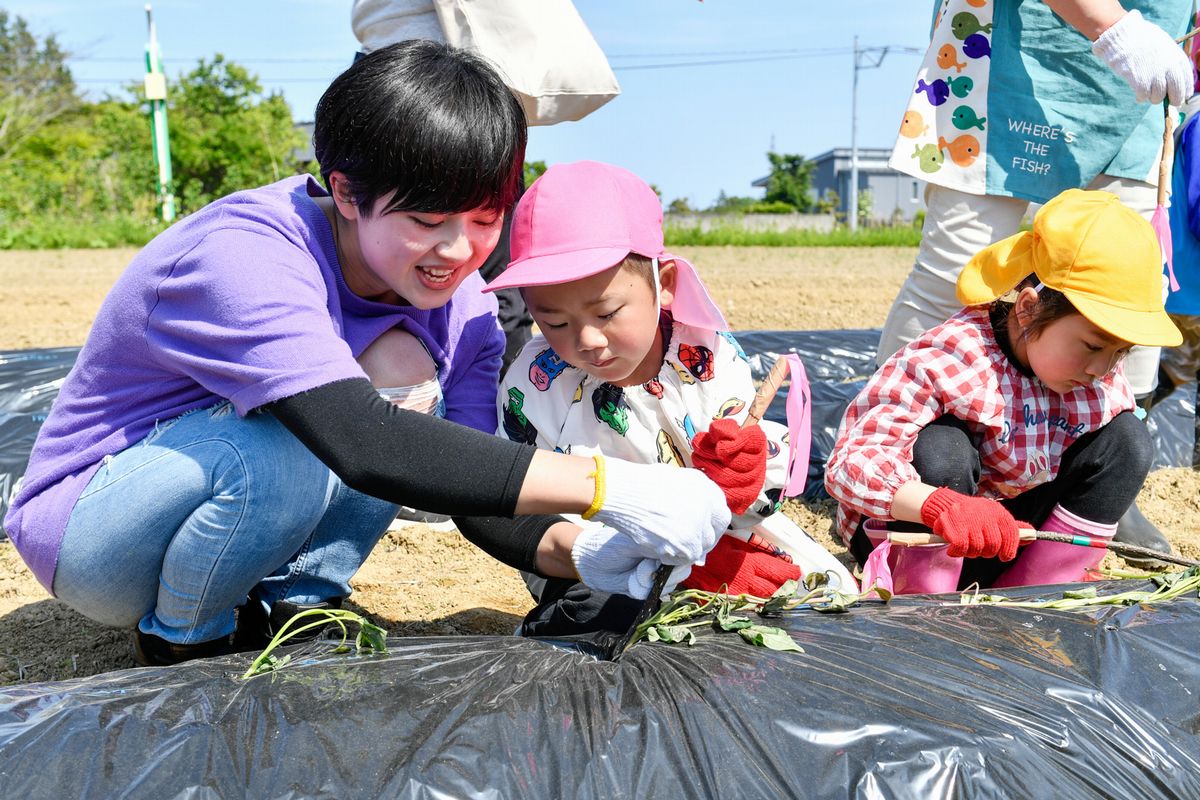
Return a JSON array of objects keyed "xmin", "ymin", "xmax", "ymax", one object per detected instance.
[{"xmin": 581, "ymin": 453, "xmax": 606, "ymax": 520}]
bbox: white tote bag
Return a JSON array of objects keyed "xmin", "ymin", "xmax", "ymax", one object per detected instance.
[{"xmin": 431, "ymin": 0, "xmax": 620, "ymax": 126}]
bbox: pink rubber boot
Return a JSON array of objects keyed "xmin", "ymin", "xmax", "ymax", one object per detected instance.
[
  {"xmin": 992, "ymin": 505, "xmax": 1115, "ymax": 588},
  {"xmin": 863, "ymin": 519, "xmax": 964, "ymax": 595}
]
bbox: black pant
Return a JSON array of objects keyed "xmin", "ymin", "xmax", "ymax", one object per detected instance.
[
  {"xmin": 520, "ymin": 573, "xmax": 642, "ymax": 639},
  {"xmin": 848, "ymin": 411, "xmax": 1152, "ymax": 588}
]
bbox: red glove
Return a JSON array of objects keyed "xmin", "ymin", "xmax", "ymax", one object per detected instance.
[
  {"xmin": 919, "ymin": 487, "xmax": 1021, "ymax": 561},
  {"xmin": 680, "ymin": 535, "xmax": 800, "ymax": 597},
  {"xmin": 689, "ymin": 418, "xmax": 767, "ymax": 515}
]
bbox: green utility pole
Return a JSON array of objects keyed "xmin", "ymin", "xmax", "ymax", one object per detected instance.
[{"xmin": 144, "ymin": 4, "xmax": 175, "ymax": 222}]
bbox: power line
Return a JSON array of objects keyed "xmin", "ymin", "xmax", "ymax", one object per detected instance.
[
  {"xmin": 65, "ymin": 44, "xmax": 922, "ymax": 85},
  {"xmin": 65, "ymin": 45, "xmax": 907, "ymax": 64}
]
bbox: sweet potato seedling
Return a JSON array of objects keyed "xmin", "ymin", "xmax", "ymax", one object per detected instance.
[
  {"xmin": 241, "ymin": 608, "xmax": 389, "ymax": 679},
  {"xmin": 628, "ymin": 572, "xmax": 892, "ymax": 653}
]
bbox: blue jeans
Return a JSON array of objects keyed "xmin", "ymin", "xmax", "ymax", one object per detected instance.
[{"xmin": 52, "ymin": 403, "xmax": 399, "ymax": 644}]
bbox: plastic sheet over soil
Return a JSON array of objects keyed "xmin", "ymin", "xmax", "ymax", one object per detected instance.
[
  {"xmin": 1, "ymin": 580, "xmax": 1199, "ymax": 799},
  {"xmin": 3, "ymin": 336, "xmax": 1196, "ymax": 526}
]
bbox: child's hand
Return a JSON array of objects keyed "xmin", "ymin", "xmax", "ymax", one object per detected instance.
[
  {"xmin": 919, "ymin": 488, "xmax": 1021, "ymax": 561},
  {"xmin": 680, "ymin": 534, "xmax": 800, "ymax": 597},
  {"xmin": 689, "ymin": 418, "xmax": 768, "ymax": 514}
]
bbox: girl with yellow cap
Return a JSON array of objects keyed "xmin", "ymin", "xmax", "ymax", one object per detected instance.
[{"xmin": 825, "ymin": 189, "xmax": 1181, "ymax": 592}]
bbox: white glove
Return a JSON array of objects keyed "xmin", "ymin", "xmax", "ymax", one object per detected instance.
[
  {"xmin": 590, "ymin": 458, "xmax": 731, "ymax": 565},
  {"xmin": 1092, "ymin": 10, "xmax": 1195, "ymax": 106},
  {"xmin": 571, "ymin": 525, "xmax": 691, "ymax": 599}
]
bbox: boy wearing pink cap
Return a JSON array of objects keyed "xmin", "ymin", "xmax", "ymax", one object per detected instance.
[{"xmin": 485, "ymin": 161, "xmax": 854, "ymax": 637}]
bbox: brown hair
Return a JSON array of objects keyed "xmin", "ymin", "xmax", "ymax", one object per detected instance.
[
  {"xmin": 619, "ymin": 253, "xmax": 657, "ymax": 289},
  {"xmin": 993, "ymin": 274, "xmax": 1079, "ymax": 340}
]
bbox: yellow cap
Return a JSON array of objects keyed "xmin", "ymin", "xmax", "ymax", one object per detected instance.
[{"xmin": 956, "ymin": 189, "xmax": 1181, "ymax": 347}]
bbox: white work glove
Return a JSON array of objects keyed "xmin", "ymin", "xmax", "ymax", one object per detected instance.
[
  {"xmin": 589, "ymin": 457, "xmax": 731, "ymax": 565},
  {"xmin": 1092, "ymin": 10, "xmax": 1195, "ymax": 106},
  {"xmin": 571, "ymin": 525, "xmax": 691, "ymax": 600}
]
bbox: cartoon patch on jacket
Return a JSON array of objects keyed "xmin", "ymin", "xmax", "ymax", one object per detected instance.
[
  {"xmin": 529, "ymin": 347, "xmax": 568, "ymax": 391},
  {"xmin": 592, "ymin": 384, "xmax": 630, "ymax": 435},
  {"xmin": 678, "ymin": 343, "xmax": 715, "ymax": 382},
  {"xmin": 643, "ymin": 377, "xmax": 664, "ymax": 399},
  {"xmin": 656, "ymin": 429, "xmax": 685, "ymax": 466},
  {"xmin": 502, "ymin": 386, "xmax": 539, "ymax": 444},
  {"xmin": 714, "ymin": 397, "xmax": 746, "ymax": 420}
]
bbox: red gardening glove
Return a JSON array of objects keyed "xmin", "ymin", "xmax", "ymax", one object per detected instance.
[
  {"xmin": 919, "ymin": 487, "xmax": 1021, "ymax": 562},
  {"xmin": 689, "ymin": 418, "xmax": 767, "ymax": 515},
  {"xmin": 680, "ymin": 535, "xmax": 801, "ymax": 597}
]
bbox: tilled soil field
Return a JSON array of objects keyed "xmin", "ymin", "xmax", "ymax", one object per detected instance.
[{"xmin": 2, "ymin": 245, "xmax": 1197, "ymax": 684}]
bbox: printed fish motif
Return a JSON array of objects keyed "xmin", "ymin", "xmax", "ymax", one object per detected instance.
[
  {"xmin": 963, "ymin": 33, "xmax": 991, "ymax": 59},
  {"xmin": 966, "ymin": 0, "xmax": 987, "ymax": 6},
  {"xmin": 936, "ymin": 44, "xmax": 966, "ymax": 74},
  {"xmin": 951, "ymin": 105, "xmax": 986, "ymax": 131},
  {"xmin": 899, "ymin": 110, "xmax": 929, "ymax": 138},
  {"xmin": 914, "ymin": 78, "xmax": 950, "ymax": 106},
  {"xmin": 946, "ymin": 75, "xmax": 974, "ymax": 98},
  {"xmin": 951, "ymin": 12, "xmax": 992, "ymax": 40},
  {"xmin": 912, "ymin": 143, "xmax": 945, "ymax": 173},
  {"xmin": 938, "ymin": 134, "xmax": 980, "ymax": 167}
]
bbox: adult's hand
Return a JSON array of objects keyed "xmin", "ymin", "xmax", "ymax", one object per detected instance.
[
  {"xmin": 689, "ymin": 418, "xmax": 768, "ymax": 514},
  {"xmin": 1092, "ymin": 10, "xmax": 1195, "ymax": 106},
  {"xmin": 571, "ymin": 526, "xmax": 690, "ymax": 599},
  {"xmin": 919, "ymin": 487, "xmax": 1021, "ymax": 561},
  {"xmin": 590, "ymin": 457, "xmax": 731, "ymax": 565}
]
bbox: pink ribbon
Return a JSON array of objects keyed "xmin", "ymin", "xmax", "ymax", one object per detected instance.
[{"xmin": 782, "ymin": 354, "xmax": 812, "ymax": 498}]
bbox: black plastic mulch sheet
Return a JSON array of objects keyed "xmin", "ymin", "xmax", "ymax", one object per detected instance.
[
  {"xmin": 3, "ymin": 337, "xmax": 1196, "ymax": 527},
  {"xmin": 1, "ymin": 581, "xmax": 1199, "ymax": 799}
]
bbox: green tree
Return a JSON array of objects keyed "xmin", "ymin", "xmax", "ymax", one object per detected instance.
[
  {"xmin": 523, "ymin": 159, "xmax": 547, "ymax": 187},
  {"xmin": 167, "ymin": 55, "xmax": 304, "ymax": 213},
  {"xmin": 815, "ymin": 189, "xmax": 840, "ymax": 215},
  {"xmin": 762, "ymin": 151, "xmax": 814, "ymax": 212},
  {"xmin": 667, "ymin": 197, "xmax": 693, "ymax": 214},
  {"xmin": 0, "ymin": 11, "xmax": 80, "ymax": 163},
  {"xmin": 856, "ymin": 189, "xmax": 873, "ymax": 226},
  {"xmin": 707, "ymin": 190, "xmax": 757, "ymax": 213}
]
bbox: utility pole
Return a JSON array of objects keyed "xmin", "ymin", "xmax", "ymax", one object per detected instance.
[
  {"xmin": 849, "ymin": 38, "xmax": 889, "ymax": 232},
  {"xmin": 144, "ymin": 4, "xmax": 175, "ymax": 222}
]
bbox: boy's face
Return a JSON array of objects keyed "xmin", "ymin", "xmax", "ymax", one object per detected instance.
[
  {"xmin": 330, "ymin": 173, "xmax": 503, "ymax": 309},
  {"xmin": 524, "ymin": 262, "xmax": 674, "ymax": 387}
]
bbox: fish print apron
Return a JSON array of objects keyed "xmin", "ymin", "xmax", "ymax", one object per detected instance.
[{"xmin": 889, "ymin": 0, "xmax": 1190, "ymax": 204}]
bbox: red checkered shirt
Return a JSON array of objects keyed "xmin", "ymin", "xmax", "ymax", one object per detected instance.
[{"xmin": 825, "ymin": 307, "xmax": 1135, "ymax": 545}]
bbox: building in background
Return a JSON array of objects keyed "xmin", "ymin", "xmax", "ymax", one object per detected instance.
[{"xmin": 754, "ymin": 146, "xmax": 927, "ymax": 224}]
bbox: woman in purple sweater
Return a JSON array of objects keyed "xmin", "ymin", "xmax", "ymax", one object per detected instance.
[{"xmin": 3, "ymin": 42, "xmax": 730, "ymax": 666}]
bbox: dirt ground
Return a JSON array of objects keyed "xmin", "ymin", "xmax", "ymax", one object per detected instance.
[{"xmin": 2, "ymin": 245, "xmax": 1199, "ymax": 686}]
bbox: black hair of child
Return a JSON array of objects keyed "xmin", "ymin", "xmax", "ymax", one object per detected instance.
[{"xmin": 313, "ymin": 40, "xmax": 527, "ymax": 217}]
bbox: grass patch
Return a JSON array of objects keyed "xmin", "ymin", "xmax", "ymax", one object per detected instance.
[
  {"xmin": 664, "ymin": 224, "xmax": 922, "ymax": 247},
  {"xmin": 0, "ymin": 216, "xmax": 167, "ymax": 249}
]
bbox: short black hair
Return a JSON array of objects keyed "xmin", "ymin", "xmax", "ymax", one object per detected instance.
[{"xmin": 313, "ymin": 40, "xmax": 526, "ymax": 217}]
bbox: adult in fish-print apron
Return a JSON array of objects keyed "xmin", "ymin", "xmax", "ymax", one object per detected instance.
[
  {"xmin": 880, "ymin": 0, "xmax": 1193, "ymax": 382},
  {"xmin": 878, "ymin": 0, "xmax": 1194, "ymax": 561}
]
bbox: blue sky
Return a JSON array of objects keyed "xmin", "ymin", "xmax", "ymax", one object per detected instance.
[{"xmin": 12, "ymin": 1, "xmax": 930, "ymax": 208}]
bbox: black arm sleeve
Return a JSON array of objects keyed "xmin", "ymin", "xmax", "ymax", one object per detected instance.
[
  {"xmin": 264, "ymin": 378, "xmax": 535, "ymax": 518},
  {"xmin": 453, "ymin": 514, "xmax": 562, "ymax": 574}
]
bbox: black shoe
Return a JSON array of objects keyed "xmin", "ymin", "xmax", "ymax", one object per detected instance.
[
  {"xmin": 233, "ymin": 596, "xmax": 344, "ymax": 652},
  {"xmin": 1113, "ymin": 502, "xmax": 1174, "ymax": 568},
  {"xmin": 133, "ymin": 629, "xmax": 237, "ymax": 667}
]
